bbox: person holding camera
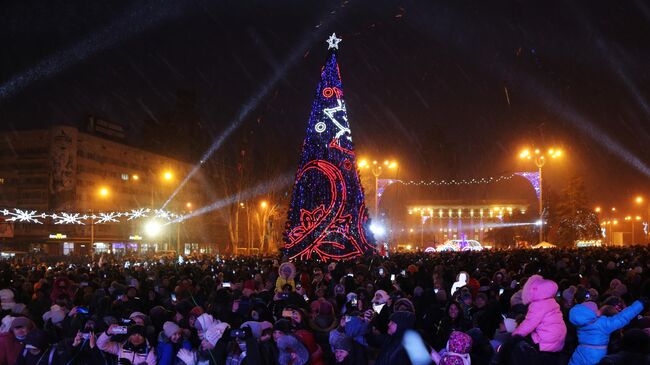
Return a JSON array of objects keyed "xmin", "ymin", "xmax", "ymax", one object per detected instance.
[
  {"xmin": 221, "ymin": 326, "xmax": 262, "ymax": 365},
  {"xmin": 97, "ymin": 324, "xmax": 156, "ymax": 365},
  {"xmin": 56, "ymin": 318, "xmax": 105, "ymax": 365}
]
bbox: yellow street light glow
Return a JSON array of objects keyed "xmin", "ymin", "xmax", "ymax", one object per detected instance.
[
  {"xmin": 613, "ymin": 220, "xmax": 618, "ymax": 225},
  {"xmin": 595, "ymin": 207, "xmax": 601, "ymax": 213},
  {"xmin": 98, "ymin": 186, "xmax": 110, "ymax": 198},
  {"xmin": 625, "ymin": 216, "xmax": 631, "ymax": 221},
  {"xmin": 163, "ymin": 171, "xmax": 173, "ymax": 181},
  {"xmin": 186, "ymin": 202, "xmax": 192, "ymax": 208},
  {"xmin": 635, "ymin": 196, "xmax": 644, "ymax": 204},
  {"xmin": 132, "ymin": 175, "xmax": 139, "ymax": 181},
  {"xmin": 260, "ymin": 200, "xmax": 268, "ymax": 209},
  {"xmin": 388, "ymin": 161, "xmax": 398, "ymax": 169},
  {"xmin": 239, "ymin": 202, "xmax": 245, "ymax": 207},
  {"xmin": 534, "ymin": 149, "xmax": 540, "ymax": 154},
  {"xmin": 358, "ymin": 159, "xmax": 368, "ymax": 168},
  {"xmin": 611, "ymin": 207, "xmax": 616, "ymax": 212},
  {"xmin": 636, "ymin": 216, "xmax": 642, "ymax": 221},
  {"xmin": 384, "ymin": 160, "xmax": 389, "ymax": 166}
]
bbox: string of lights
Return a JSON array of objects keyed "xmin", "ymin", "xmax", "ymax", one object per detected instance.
[
  {"xmin": 0, "ymin": 208, "xmax": 180, "ymax": 225},
  {"xmin": 395, "ymin": 173, "xmax": 517, "ymax": 186}
]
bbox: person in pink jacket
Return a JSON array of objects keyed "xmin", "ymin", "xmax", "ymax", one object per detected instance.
[{"xmin": 512, "ymin": 274, "xmax": 567, "ymax": 352}]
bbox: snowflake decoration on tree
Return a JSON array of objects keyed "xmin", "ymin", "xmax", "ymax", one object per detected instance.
[
  {"xmin": 52, "ymin": 213, "xmax": 85, "ymax": 225},
  {"xmin": 2, "ymin": 209, "xmax": 43, "ymax": 224},
  {"xmin": 126, "ymin": 208, "xmax": 150, "ymax": 220},
  {"xmin": 96, "ymin": 212, "xmax": 120, "ymax": 224}
]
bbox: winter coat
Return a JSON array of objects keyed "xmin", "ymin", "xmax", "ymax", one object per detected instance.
[
  {"xmin": 15, "ymin": 348, "xmax": 59, "ymax": 365},
  {"xmin": 293, "ymin": 329, "xmax": 325, "ymax": 365},
  {"xmin": 275, "ymin": 263, "xmax": 296, "ymax": 293},
  {"xmin": 55, "ymin": 337, "xmax": 107, "ymax": 365},
  {"xmin": 0, "ymin": 333, "xmax": 23, "ymax": 365},
  {"xmin": 96, "ymin": 332, "xmax": 156, "ymax": 365},
  {"xmin": 568, "ymin": 301, "xmax": 644, "ymax": 365},
  {"xmin": 156, "ymin": 331, "xmax": 191, "ymax": 365},
  {"xmin": 512, "ymin": 275, "xmax": 567, "ymax": 352}
]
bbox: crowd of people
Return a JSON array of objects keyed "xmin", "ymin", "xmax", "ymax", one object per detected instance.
[{"xmin": 0, "ymin": 246, "xmax": 649, "ymax": 365}]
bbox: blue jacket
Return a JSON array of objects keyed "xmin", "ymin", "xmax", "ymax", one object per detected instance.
[
  {"xmin": 156, "ymin": 331, "xmax": 192, "ymax": 365},
  {"xmin": 568, "ymin": 300, "xmax": 644, "ymax": 365}
]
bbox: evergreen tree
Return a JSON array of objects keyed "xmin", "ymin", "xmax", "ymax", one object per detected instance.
[
  {"xmin": 283, "ymin": 34, "xmax": 375, "ymax": 260},
  {"xmin": 555, "ymin": 176, "xmax": 601, "ymax": 246}
]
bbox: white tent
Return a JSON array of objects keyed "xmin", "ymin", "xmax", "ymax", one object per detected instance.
[{"xmin": 532, "ymin": 241, "xmax": 557, "ymax": 249}]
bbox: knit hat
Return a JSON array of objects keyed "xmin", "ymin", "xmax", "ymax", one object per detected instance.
[
  {"xmin": 389, "ymin": 311, "xmax": 415, "ymax": 333},
  {"xmin": 241, "ymin": 321, "xmax": 264, "ymax": 339},
  {"xmin": 43, "ymin": 305, "xmax": 66, "ymax": 324},
  {"xmin": 189, "ymin": 306, "xmax": 204, "ymax": 318},
  {"xmin": 11, "ymin": 316, "xmax": 34, "ymax": 331},
  {"xmin": 0, "ymin": 315, "xmax": 14, "ymax": 333},
  {"xmin": 562, "ymin": 286, "xmax": 577, "ymax": 303},
  {"xmin": 373, "ymin": 290, "xmax": 389, "ymax": 304},
  {"xmin": 393, "ymin": 298, "xmax": 415, "ymax": 313},
  {"xmin": 163, "ymin": 321, "xmax": 181, "ymax": 338},
  {"xmin": 129, "ymin": 312, "xmax": 147, "ymax": 321},
  {"xmin": 333, "ymin": 336, "xmax": 353, "ymax": 352},
  {"xmin": 0, "ymin": 289, "xmax": 15, "ymax": 311}
]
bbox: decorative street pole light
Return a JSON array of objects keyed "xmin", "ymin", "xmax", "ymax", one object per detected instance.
[
  {"xmin": 635, "ymin": 196, "xmax": 649, "ymax": 242},
  {"xmin": 519, "ymin": 147, "xmax": 563, "ymax": 243},
  {"xmin": 357, "ymin": 159, "xmax": 397, "ymax": 219}
]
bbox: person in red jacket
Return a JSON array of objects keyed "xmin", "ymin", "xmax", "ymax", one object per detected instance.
[{"xmin": 0, "ymin": 317, "xmax": 34, "ymax": 365}]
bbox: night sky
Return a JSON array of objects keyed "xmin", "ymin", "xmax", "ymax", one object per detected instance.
[{"xmin": 1, "ymin": 0, "xmax": 649, "ymax": 210}]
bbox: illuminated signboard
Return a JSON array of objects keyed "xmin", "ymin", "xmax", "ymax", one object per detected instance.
[{"xmin": 49, "ymin": 233, "xmax": 67, "ymax": 239}]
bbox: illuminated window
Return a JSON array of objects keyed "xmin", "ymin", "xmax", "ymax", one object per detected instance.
[
  {"xmin": 63, "ymin": 242, "xmax": 74, "ymax": 255},
  {"xmin": 121, "ymin": 173, "xmax": 129, "ymax": 181}
]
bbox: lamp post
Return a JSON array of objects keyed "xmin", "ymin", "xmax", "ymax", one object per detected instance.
[
  {"xmin": 358, "ymin": 159, "xmax": 397, "ymax": 220},
  {"xmin": 91, "ymin": 185, "xmax": 111, "ymax": 248},
  {"xmin": 635, "ymin": 196, "xmax": 649, "ymax": 242},
  {"xmin": 519, "ymin": 147, "xmax": 563, "ymax": 243}
]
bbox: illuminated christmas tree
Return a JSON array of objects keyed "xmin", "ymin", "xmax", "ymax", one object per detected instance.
[{"xmin": 283, "ymin": 33, "xmax": 375, "ymax": 261}]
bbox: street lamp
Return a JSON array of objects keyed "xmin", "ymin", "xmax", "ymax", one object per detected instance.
[
  {"xmin": 97, "ymin": 186, "xmax": 110, "ymax": 198},
  {"xmin": 634, "ymin": 196, "xmax": 649, "ymax": 242},
  {"xmin": 357, "ymin": 158, "xmax": 398, "ymax": 219},
  {"xmin": 519, "ymin": 147, "xmax": 563, "ymax": 243}
]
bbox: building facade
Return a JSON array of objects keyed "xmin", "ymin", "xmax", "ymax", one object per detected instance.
[{"xmin": 0, "ymin": 124, "xmax": 218, "ymax": 256}]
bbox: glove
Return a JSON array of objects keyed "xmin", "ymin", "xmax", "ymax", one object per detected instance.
[{"xmin": 177, "ymin": 348, "xmax": 196, "ymax": 365}]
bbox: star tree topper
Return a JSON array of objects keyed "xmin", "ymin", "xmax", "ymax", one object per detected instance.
[{"xmin": 326, "ymin": 33, "xmax": 342, "ymax": 50}]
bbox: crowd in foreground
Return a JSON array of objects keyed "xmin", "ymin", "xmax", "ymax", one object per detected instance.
[{"xmin": 0, "ymin": 247, "xmax": 649, "ymax": 365}]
